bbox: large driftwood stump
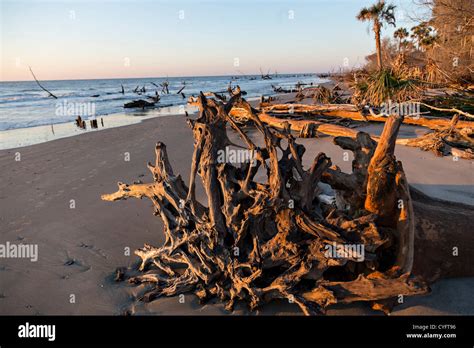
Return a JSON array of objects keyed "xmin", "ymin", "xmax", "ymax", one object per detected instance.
[
  {"xmin": 102, "ymin": 92, "xmax": 429, "ymax": 315},
  {"xmin": 230, "ymin": 104, "xmax": 474, "ymax": 282}
]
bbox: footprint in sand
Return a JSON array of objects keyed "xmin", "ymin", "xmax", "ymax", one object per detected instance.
[
  {"xmin": 63, "ymin": 257, "xmax": 91, "ymax": 276},
  {"xmin": 79, "ymin": 242, "xmax": 107, "ymax": 259}
]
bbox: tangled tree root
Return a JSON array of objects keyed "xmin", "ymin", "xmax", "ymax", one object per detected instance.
[{"xmin": 102, "ymin": 92, "xmax": 428, "ymax": 315}]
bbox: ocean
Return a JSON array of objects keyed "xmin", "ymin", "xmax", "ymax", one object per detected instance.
[{"xmin": 0, "ymin": 74, "xmax": 326, "ymax": 149}]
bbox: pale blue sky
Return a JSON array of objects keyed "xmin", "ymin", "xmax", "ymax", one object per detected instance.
[{"xmin": 0, "ymin": 0, "xmax": 420, "ymax": 81}]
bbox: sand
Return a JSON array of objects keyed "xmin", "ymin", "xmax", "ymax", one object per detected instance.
[{"xmin": 0, "ymin": 113, "xmax": 473, "ymax": 315}]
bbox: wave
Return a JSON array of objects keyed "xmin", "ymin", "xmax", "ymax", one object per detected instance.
[{"xmin": 0, "ymin": 74, "xmax": 325, "ymax": 131}]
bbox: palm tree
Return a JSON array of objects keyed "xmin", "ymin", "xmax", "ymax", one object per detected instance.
[
  {"xmin": 394, "ymin": 27, "xmax": 409, "ymax": 52},
  {"xmin": 357, "ymin": 1, "xmax": 396, "ymax": 70},
  {"xmin": 411, "ymin": 22, "xmax": 436, "ymax": 52}
]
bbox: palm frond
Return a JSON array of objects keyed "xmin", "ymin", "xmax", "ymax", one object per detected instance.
[{"xmin": 351, "ymin": 68, "xmax": 424, "ymax": 106}]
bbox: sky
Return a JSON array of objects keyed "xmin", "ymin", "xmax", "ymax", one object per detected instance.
[{"xmin": 0, "ymin": 0, "xmax": 421, "ymax": 81}]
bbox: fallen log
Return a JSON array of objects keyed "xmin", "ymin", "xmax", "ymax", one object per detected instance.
[
  {"xmin": 230, "ymin": 107, "xmax": 473, "ymax": 159},
  {"xmin": 263, "ymin": 104, "xmax": 474, "ymax": 130},
  {"xmin": 124, "ymin": 99, "xmax": 155, "ymax": 109},
  {"xmin": 397, "ymin": 115, "xmax": 474, "ymax": 159},
  {"xmin": 272, "ymin": 84, "xmax": 293, "ymax": 93},
  {"xmin": 229, "ymin": 106, "xmax": 361, "ymax": 138},
  {"xmin": 102, "ymin": 92, "xmax": 437, "ymax": 315}
]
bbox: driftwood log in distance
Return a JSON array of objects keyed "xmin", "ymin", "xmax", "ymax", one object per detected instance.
[
  {"xmin": 124, "ymin": 99, "xmax": 155, "ymax": 109},
  {"xmin": 102, "ymin": 91, "xmax": 434, "ymax": 315},
  {"xmin": 75, "ymin": 116, "xmax": 86, "ymax": 129},
  {"xmin": 29, "ymin": 66, "xmax": 58, "ymax": 99}
]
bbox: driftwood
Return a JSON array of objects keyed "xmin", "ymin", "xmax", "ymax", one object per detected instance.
[
  {"xmin": 262, "ymin": 104, "xmax": 473, "ymax": 130},
  {"xmin": 413, "ymin": 101, "xmax": 474, "ymax": 120},
  {"xmin": 75, "ymin": 116, "xmax": 86, "ymax": 129},
  {"xmin": 272, "ymin": 85, "xmax": 293, "ymax": 93},
  {"xmin": 229, "ymin": 102, "xmax": 474, "ymax": 281},
  {"xmin": 188, "ymin": 92, "xmax": 227, "ymax": 105},
  {"xmin": 124, "ymin": 99, "xmax": 155, "ymax": 109},
  {"xmin": 260, "ymin": 67, "xmax": 272, "ymax": 80},
  {"xmin": 29, "ymin": 66, "xmax": 58, "ymax": 99},
  {"xmin": 230, "ymin": 107, "xmax": 362, "ymax": 138},
  {"xmin": 397, "ymin": 115, "xmax": 474, "ymax": 159},
  {"xmin": 102, "ymin": 92, "xmax": 433, "ymax": 315},
  {"xmin": 148, "ymin": 92, "xmax": 161, "ymax": 103},
  {"xmin": 230, "ymin": 106, "xmax": 473, "ymax": 159},
  {"xmin": 160, "ymin": 80, "xmax": 170, "ymax": 94},
  {"xmin": 295, "ymin": 85, "xmax": 345, "ymax": 104}
]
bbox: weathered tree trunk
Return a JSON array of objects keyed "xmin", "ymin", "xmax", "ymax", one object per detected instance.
[
  {"xmin": 101, "ymin": 91, "xmax": 471, "ymax": 315},
  {"xmin": 261, "ymin": 104, "xmax": 474, "ymax": 130},
  {"xmin": 374, "ymin": 20, "xmax": 383, "ymax": 70}
]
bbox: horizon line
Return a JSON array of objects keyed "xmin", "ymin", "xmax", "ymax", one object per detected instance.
[{"xmin": 0, "ymin": 71, "xmax": 333, "ymax": 83}]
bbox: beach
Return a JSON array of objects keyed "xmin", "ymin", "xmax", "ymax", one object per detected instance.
[
  {"xmin": 1, "ymin": 111, "xmax": 473, "ymax": 315},
  {"xmin": 2, "ymin": 1, "xmax": 473, "ymax": 346}
]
